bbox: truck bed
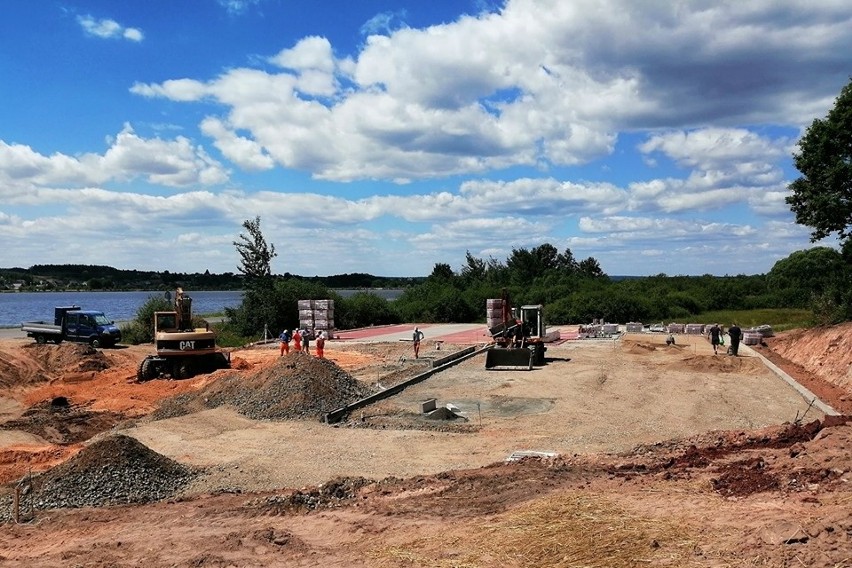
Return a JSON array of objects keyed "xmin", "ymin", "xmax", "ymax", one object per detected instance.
[{"xmin": 20, "ymin": 322, "xmax": 63, "ymax": 334}]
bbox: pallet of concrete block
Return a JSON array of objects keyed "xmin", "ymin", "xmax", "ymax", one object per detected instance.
[
  {"xmin": 685, "ymin": 323, "xmax": 704, "ymax": 335},
  {"xmin": 667, "ymin": 323, "xmax": 685, "ymax": 334},
  {"xmin": 301, "ymin": 308, "xmax": 334, "ymax": 319},
  {"xmin": 601, "ymin": 323, "xmax": 619, "ymax": 335},
  {"xmin": 625, "ymin": 322, "xmax": 643, "ymax": 333},
  {"xmin": 748, "ymin": 324, "xmax": 774, "ymax": 338},
  {"xmin": 742, "ymin": 331, "xmax": 762, "ymax": 345},
  {"xmin": 298, "ymin": 299, "xmax": 335, "ymax": 310}
]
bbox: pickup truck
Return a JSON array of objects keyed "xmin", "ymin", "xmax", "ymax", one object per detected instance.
[{"xmin": 21, "ymin": 306, "xmax": 122, "ymax": 348}]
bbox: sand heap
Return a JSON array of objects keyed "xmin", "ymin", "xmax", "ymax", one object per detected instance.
[
  {"xmin": 152, "ymin": 353, "xmax": 372, "ymax": 422},
  {"xmin": 0, "ymin": 343, "xmax": 112, "ymax": 389}
]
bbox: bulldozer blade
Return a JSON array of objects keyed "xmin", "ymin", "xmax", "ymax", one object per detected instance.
[{"xmin": 485, "ymin": 347, "xmax": 533, "ymax": 370}]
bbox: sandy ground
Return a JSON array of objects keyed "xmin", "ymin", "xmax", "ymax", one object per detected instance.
[{"xmin": 0, "ymin": 324, "xmax": 850, "ymax": 567}]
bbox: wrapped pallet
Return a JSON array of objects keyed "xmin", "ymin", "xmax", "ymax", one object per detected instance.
[
  {"xmin": 298, "ymin": 299, "xmax": 335, "ymax": 334},
  {"xmin": 668, "ymin": 323, "xmax": 685, "ymax": 334},
  {"xmin": 743, "ymin": 331, "xmax": 762, "ymax": 345},
  {"xmin": 686, "ymin": 323, "xmax": 704, "ymax": 335},
  {"xmin": 625, "ymin": 322, "xmax": 643, "ymax": 332}
]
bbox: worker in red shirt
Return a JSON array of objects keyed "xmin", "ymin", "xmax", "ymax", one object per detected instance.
[{"xmin": 292, "ymin": 328, "xmax": 302, "ymax": 352}]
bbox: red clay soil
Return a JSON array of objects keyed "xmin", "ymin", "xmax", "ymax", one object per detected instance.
[
  {"xmin": 756, "ymin": 321, "xmax": 852, "ymax": 414},
  {"xmin": 1, "ymin": 328, "xmax": 852, "ymax": 567}
]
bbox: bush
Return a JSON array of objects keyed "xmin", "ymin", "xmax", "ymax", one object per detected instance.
[
  {"xmin": 335, "ymin": 292, "xmax": 399, "ymax": 329},
  {"xmin": 121, "ymin": 295, "xmax": 172, "ymax": 344}
]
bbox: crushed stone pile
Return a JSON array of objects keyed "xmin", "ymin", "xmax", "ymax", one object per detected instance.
[
  {"xmin": 16, "ymin": 435, "xmax": 198, "ymax": 515},
  {"xmin": 152, "ymin": 354, "xmax": 372, "ymax": 422}
]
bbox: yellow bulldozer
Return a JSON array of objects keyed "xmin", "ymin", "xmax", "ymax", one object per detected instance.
[{"xmin": 136, "ymin": 288, "xmax": 230, "ymax": 381}]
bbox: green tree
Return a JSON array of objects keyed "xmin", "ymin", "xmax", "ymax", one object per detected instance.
[
  {"xmin": 460, "ymin": 251, "xmax": 487, "ymax": 284},
  {"xmin": 234, "ymin": 216, "xmax": 277, "ymax": 282},
  {"xmin": 767, "ymin": 247, "xmax": 846, "ymax": 308},
  {"xmin": 229, "ymin": 216, "xmax": 279, "ymax": 336},
  {"xmin": 787, "ymin": 78, "xmax": 852, "ymax": 247},
  {"xmin": 577, "ymin": 257, "xmax": 605, "ymax": 278},
  {"xmin": 429, "ymin": 262, "xmax": 455, "ymax": 281}
]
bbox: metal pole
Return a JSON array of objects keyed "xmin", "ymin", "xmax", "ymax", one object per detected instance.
[{"xmin": 13, "ymin": 485, "xmax": 20, "ymax": 524}]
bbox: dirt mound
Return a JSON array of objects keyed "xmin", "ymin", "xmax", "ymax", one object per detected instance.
[
  {"xmin": 152, "ymin": 353, "xmax": 372, "ymax": 422},
  {"xmin": 0, "ymin": 343, "xmax": 112, "ymax": 389},
  {"xmin": 623, "ymin": 340, "xmax": 658, "ymax": 354},
  {"xmin": 677, "ymin": 353, "xmax": 765, "ymax": 373},
  {"xmin": 0, "ymin": 398, "xmax": 126, "ymax": 444},
  {"xmin": 767, "ymin": 322, "xmax": 852, "ymax": 392},
  {"xmin": 0, "ymin": 444, "xmax": 80, "ymax": 485},
  {"xmin": 22, "ymin": 434, "xmax": 198, "ymax": 513},
  {"xmin": 25, "ymin": 342, "xmax": 111, "ymax": 374}
]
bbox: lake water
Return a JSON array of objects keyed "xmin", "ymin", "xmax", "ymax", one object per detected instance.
[
  {"xmin": 0, "ymin": 289, "xmax": 403, "ymax": 327},
  {"xmin": 0, "ymin": 290, "xmax": 243, "ymax": 328}
]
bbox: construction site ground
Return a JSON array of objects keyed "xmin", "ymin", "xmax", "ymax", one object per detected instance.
[{"xmin": 0, "ymin": 322, "xmax": 850, "ymax": 567}]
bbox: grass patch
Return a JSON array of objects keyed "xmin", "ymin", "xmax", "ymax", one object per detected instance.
[
  {"xmin": 691, "ymin": 308, "xmax": 812, "ymax": 332},
  {"xmin": 373, "ymin": 491, "xmax": 699, "ymax": 567}
]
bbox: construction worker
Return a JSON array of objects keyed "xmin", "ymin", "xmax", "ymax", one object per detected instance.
[
  {"xmin": 279, "ymin": 329, "xmax": 291, "ymax": 356},
  {"xmin": 292, "ymin": 328, "xmax": 302, "ymax": 352},
  {"xmin": 708, "ymin": 324, "xmax": 722, "ymax": 354},
  {"xmin": 413, "ymin": 327, "xmax": 424, "ymax": 358},
  {"xmin": 303, "ymin": 329, "xmax": 311, "ymax": 355},
  {"xmin": 315, "ymin": 331, "xmax": 326, "ymax": 359}
]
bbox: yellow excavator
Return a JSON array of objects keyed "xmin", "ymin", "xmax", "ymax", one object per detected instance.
[
  {"xmin": 136, "ymin": 288, "xmax": 230, "ymax": 381},
  {"xmin": 485, "ymin": 291, "xmax": 547, "ymax": 370}
]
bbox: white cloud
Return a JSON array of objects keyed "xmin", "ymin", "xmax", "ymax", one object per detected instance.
[
  {"xmin": 217, "ymin": 0, "xmax": 262, "ymax": 16},
  {"xmin": 77, "ymin": 15, "xmax": 143, "ymax": 42},
  {"xmin": 129, "ymin": 0, "xmax": 850, "ymax": 183},
  {"xmin": 0, "ymin": 125, "xmax": 228, "ymax": 190}
]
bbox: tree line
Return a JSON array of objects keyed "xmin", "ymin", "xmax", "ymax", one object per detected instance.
[
  {"xmin": 223, "ymin": 215, "xmax": 850, "ymax": 342},
  {"xmin": 0, "ymin": 264, "xmax": 420, "ymax": 292}
]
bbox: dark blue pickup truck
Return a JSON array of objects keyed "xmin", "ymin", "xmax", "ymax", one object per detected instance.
[{"xmin": 21, "ymin": 306, "xmax": 122, "ymax": 348}]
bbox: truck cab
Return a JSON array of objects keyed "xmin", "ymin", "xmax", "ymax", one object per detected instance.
[{"xmin": 64, "ymin": 310, "xmax": 122, "ymax": 347}]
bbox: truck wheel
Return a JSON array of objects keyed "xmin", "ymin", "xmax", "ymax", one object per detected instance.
[
  {"xmin": 35, "ymin": 335, "xmax": 47, "ymax": 345},
  {"xmin": 90, "ymin": 338, "xmax": 102, "ymax": 349}
]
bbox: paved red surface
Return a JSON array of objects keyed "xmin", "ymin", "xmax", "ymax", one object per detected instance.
[
  {"xmin": 431, "ymin": 326, "xmax": 491, "ymax": 344},
  {"xmin": 334, "ymin": 324, "xmax": 429, "ymax": 340},
  {"xmin": 335, "ymin": 324, "xmax": 582, "ymax": 345}
]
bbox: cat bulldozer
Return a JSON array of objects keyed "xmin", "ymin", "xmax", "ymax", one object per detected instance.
[
  {"xmin": 136, "ymin": 288, "xmax": 231, "ymax": 381},
  {"xmin": 485, "ymin": 298, "xmax": 547, "ymax": 371}
]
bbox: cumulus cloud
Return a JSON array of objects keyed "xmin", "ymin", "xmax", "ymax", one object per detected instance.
[
  {"xmin": 0, "ymin": 125, "xmax": 228, "ymax": 190},
  {"xmin": 77, "ymin": 15, "xmax": 143, "ymax": 42},
  {"xmin": 129, "ymin": 0, "xmax": 851, "ymax": 182}
]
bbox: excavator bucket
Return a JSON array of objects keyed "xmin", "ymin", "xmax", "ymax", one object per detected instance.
[{"xmin": 485, "ymin": 347, "xmax": 534, "ymax": 370}]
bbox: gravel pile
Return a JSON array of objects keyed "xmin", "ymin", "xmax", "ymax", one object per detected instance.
[
  {"xmin": 25, "ymin": 434, "xmax": 197, "ymax": 512},
  {"xmin": 248, "ymin": 476, "xmax": 374, "ymax": 513},
  {"xmin": 152, "ymin": 354, "xmax": 372, "ymax": 422}
]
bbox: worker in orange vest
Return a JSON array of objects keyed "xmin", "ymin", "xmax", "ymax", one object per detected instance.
[{"xmin": 315, "ymin": 331, "xmax": 326, "ymax": 358}]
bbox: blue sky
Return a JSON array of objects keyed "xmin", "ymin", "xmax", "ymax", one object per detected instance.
[{"xmin": 1, "ymin": 1, "xmax": 850, "ymax": 277}]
